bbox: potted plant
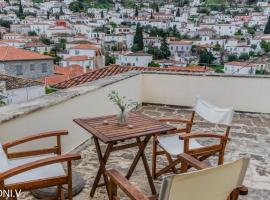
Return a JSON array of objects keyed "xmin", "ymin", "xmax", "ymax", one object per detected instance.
[{"xmin": 108, "ymin": 90, "xmax": 138, "ymax": 125}]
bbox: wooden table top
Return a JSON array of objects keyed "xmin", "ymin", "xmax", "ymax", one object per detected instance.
[{"xmin": 74, "ymin": 112, "xmax": 176, "ymax": 143}]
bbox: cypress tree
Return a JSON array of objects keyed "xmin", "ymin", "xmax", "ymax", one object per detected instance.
[
  {"xmin": 264, "ymin": 16, "xmax": 270, "ymax": 34},
  {"xmin": 101, "ymin": 10, "xmax": 104, "ymax": 18},
  {"xmin": 134, "ymin": 6, "xmax": 138, "ymax": 17},
  {"xmin": 176, "ymin": 8, "xmax": 180, "ymax": 17},
  {"xmin": 132, "ymin": 23, "xmax": 144, "ymax": 52},
  {"xmin": 19, "ymin": 0, "xmax": 23, "ymax": 15},
  {"xmin": 160, "ymin": 36, "xmax": 171, "ymax": 59},
  {"xmin": 156, "ymin": 5, "xmax": 159, "ymax": 13}
]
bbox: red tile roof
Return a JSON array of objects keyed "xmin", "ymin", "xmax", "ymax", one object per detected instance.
[
  {"xmin": 54, "ymin": 65, "xmax": 84, "ymax": 77},
  {"xmin": 0, "ymin": 46, "xmax": 53, "ymax": 61},
  {"xmin": 70, "ymin": 44, "xmax": 99, "ymax": 50},
  {"xmin": 51, "ymin": 65, "xmax": 212, "ymax": 89},
  {"xmin": 63, "ymin": 55, "xmax": 91, "ymax": 61}
]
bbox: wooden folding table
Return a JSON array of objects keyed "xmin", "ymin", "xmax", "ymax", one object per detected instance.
[{"xmin": 73, "ymin": 112, "xmax": 176, "ymax": 198}]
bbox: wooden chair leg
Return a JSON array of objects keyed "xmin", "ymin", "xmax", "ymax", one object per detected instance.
[
  {"xmin": 67, "ymin": 161, "xmax": 73, "ymax": 200},
  {"xmin": 152, "ymin": 136, "xmax": 157, "ymax": 179},
  {"xmin": 218, "ymin": 150, "xmax": 225, "ymax": 165},
  {"xmin": 57, "ymin": 185, "xmax": 64, "ymax": 200},
  {"xmin": 165, "ymin": 153, "xmax": 177, "ymax": 174},
  {"xmin": 109, "ymin": 178, "xmax": 117, "ymax": 200}
]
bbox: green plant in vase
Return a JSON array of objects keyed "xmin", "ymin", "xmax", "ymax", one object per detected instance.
[{"xmin": 108, "ymin": 90, "xmax": 138, "ymax": 125}]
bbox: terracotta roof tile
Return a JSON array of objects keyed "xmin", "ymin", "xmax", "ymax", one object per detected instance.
[
  {"xmin": 0, "ymin": 46, "xmax": 53, "ymax": 61},
  {"xmin": 0, "ymin": 74, "xmax": 43, "ymax": 90},
  {"xmin": 51, "ymin": 65, "xmax": 212, "ymax": 89}
]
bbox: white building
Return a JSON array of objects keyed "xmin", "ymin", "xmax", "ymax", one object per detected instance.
[
  {"xmin": 116, "ymin": 52, "xmax": 152, "ymax": 67},
  {"xmin": 0, "ymin": 74, "xmax": 45, "ymax": 104},
  {"xmin": 224, "ymin": 61, "xmax": 256, "ymax": 75}
]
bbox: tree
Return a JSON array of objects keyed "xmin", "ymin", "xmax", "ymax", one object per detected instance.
[
  {"xmin": 260, "ymin": 40, "xmax": 270, "ymax": 52},
  {"xmin": 155, "ymin": 4, "xmax": 159, "ymax": 12},
  {"xmin": 147, "ymin": 47, "xmax": 164, "ymax": 59},
  {"xmin": 105, "ymin": 53, "xmax": 116, "ymax": 66},
  {"xmin": 59, "ymin": 6, "xmax": 64, "ymax": 15},
  {"xmin": 213, "ymin": 42, "xmax": 221, "ymax": 51},
  {"xmin": 150, "ymin": 11, "xmax": 154, "ymax": 19},
  {"xmin": 28, "ymin": 30, "xmax": 37, "ymax": 36},
  {"xmin": 160, "ymin": 36, "xmax": 171, "ymax": 59},
  {"xmin": 69, "ymin": 1, "xmax": 84, "ymax": 12},
  {"xmin": 132, "ymin": 23, "xmax": 144, "ymax": 52},
  {"xmin": 199, "ymin": 49, "xmax": 215, "ymax": 65},
  {"xmin": 176, "ymin": 8, "xmax": 180, "ymax": 17},
  {"xmin": 239, "ymin": 53, "xmax": 250, "ymax": 61},
  {"xmin": 227, "ymin": 54, "xmax": 238, "ymax": 61},
  {"xmin": 101, "ymin": 10, "xmax": 104, "ymax": 18},
  {"xmin": 18, "ymin": 0, "xmax": 23, "ymax": 15},
  {"xmin": 134, "ymin": 6, "xmax": 138, "ymax": 17},
  {"xmin": 148, "ymin": 61, "xmax": 160, "ymax": 67},
  {"xmin": 0, "ymin": 19, "xmax": 12, "ymax": 28},
  {"xmin": 264, "ymin": 16, "xmax": 270, "ymax": 34},
  {"xmin": 46, "ymin": 11, "xmax": 50, "ymax": 19},
  {"xmin": 39, "ymin": 36, "xmax": 51, "ymax": 45}
]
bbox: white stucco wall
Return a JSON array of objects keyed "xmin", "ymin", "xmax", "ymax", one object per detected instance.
[
  {"xmin": 0, "ymin": 75, "xmax": 142, "ymax": 153},
  {"xmin": 6, "ymin": 85, "xmax": 45, "ymax": 104}
]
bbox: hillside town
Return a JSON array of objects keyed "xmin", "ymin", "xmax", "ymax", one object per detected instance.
[{"xmin": 1, "ymin": 0, "xmax": 270, "ymax": 104}]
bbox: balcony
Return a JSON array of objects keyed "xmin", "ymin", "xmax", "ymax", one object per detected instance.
[{"xmin": 0, "ymin": 71, "xmax": 270, "ymax": 199}]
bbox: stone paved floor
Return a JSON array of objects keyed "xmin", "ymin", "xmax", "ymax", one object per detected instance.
[{"xmin": 22, "ymin": 105, "xmax": 270, "ymax": 200}]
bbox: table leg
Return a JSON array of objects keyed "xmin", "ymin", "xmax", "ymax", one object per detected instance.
[
  {"xmin": 126, "ymin": 136, "xmax": 157, "ymax": 195},
  {"xmin": 137, "ymin": 138, "xmax": 157, "ymax": 195},
  {"xmin": 90, "ymin": 138, "xmax": 113, "ymax": 197}
]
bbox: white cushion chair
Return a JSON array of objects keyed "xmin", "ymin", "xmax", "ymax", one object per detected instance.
[
  {"xmin": 0, "ymin": 131, "xmax": 81, "ymax": 200},
  {"xmin": 153, "ymin": 97, "xmax": 234, "ymax": 178},
  {"xmin": 107, "ymin": 154, "xmax": 249, "ymax": 200}
]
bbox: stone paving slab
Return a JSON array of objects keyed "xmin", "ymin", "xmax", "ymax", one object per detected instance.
[{"xmin": 21, "ymin": 105, "xmax": 270, "ymax": 200}]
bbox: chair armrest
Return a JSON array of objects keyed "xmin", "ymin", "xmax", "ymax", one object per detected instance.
[
  {"xmin": 0, "ymin": 153, "xmax": 81, "ymax": 181},
  {"xmin": 178, "ymin": 153, "xmax": 209, "ymax": 170},
  {"xmin": 106, "ymin": 169, "xmax": 149, "ymax": 200},
  {"xmin": 179, "ymin": 132, "xmax": 227, "ymax": 140},
  {"xmin": 2, "ymin": 130, "xmax": 68, "ymax": 150},
  {"xmin": 159, "ymin": 118, "xmax": 192, "ymax": 124}
]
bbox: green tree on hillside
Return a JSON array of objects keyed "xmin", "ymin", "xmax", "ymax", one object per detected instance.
[
  {"xmin": 134, "ymin": 6, "xmax": 138, "ymax": 17},
  {"xmin": 199, "ymin": 49, "xmax": 215, "ymax": 65},
  {"xmin": 132, "ymin": 23, "xmax": 144, "ymax": 52},
  {"xmin": 176, "ymin": 8, "xmax": 180, "ymax": 17},
  {"xmin": 160, "ymin": 36, "xmax": 171, "ymax": 59},
  {"xmin": 264, "ymin": 16, "xmax": 270, "ymax": 34},
  {"xmin": 155, "ymin": 4, "xmax": 159, "ymax": 12}
]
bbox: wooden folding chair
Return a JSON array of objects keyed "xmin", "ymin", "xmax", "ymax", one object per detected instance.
[
  {"xmin": 0, "ymin": 130, "xmax": 81, "ymax": 200},
  {"xmin": 107, "ymin": 154, "xmax": 249, "ymax": 200},
  {"xmin": 152, "ymin": 97, "xmax": 234, "ymax": 178}
]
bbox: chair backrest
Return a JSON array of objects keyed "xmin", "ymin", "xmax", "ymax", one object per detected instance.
[
  {"xmin": 159, "ymin": 157, "xmax": 249, "ymax": 200},
  {"xmin": 194, "ymin": 97, "xmax": 234, "ymax": 126}
]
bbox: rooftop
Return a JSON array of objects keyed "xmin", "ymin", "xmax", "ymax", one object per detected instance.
[
  {"xmin": 1, "ymin": 71, "xmax": 270, "ymax": 200},
  {"xmin": 0, "ymin": 73, "xmax": 43, "ymax": 90},
  {"xmin": 0, "ymin": 46, "xmax": 53, "ymax": 61},
  {"xmin": 20, "ymin": 105, "xmax": 270, "ymax": 200}
]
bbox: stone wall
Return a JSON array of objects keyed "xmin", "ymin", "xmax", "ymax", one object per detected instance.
[{"xmin": 2, "ymin": 59, "xmax": 54, "ymax": 79}]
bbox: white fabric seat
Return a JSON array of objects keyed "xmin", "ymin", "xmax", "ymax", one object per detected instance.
[
  {"xmin": 4, "ymin": 154, "xmax": 66, "ymax": 185},
  {"xmin": 158, "ymin": 134, "xmax": 202, "ymax": 157}
]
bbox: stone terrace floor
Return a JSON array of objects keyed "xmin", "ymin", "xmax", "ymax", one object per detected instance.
[{"xmin": 23, "ymin": 105, "xmax": 270, "ymax": 200}]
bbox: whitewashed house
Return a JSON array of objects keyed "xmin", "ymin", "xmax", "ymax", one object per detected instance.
[
  {"xmin": 116, "ymin": 52, "xmax": 152, "ymax": 67},
  {"xmin": 224, "ymin": 61, "xmax": 256, "ymax": 75},
  {"xmin": 0, "ymin": 74, "xmax": 45, "ymax": 104}
]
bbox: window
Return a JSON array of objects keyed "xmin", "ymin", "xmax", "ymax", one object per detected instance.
[
  {"xmin": 30, "ymin": 64, "xmax": 35, "ymax": 71},
  {"xmin": 75, "ymin": 50, "xmax": 79, "ymax": 55},
  {"xmin": 16, "ymin": 65, "xmax": 23, "ymax": 76},
  {"xmin": 41, "ymin": 63, "xmax": 47, "ymax": 73}
]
